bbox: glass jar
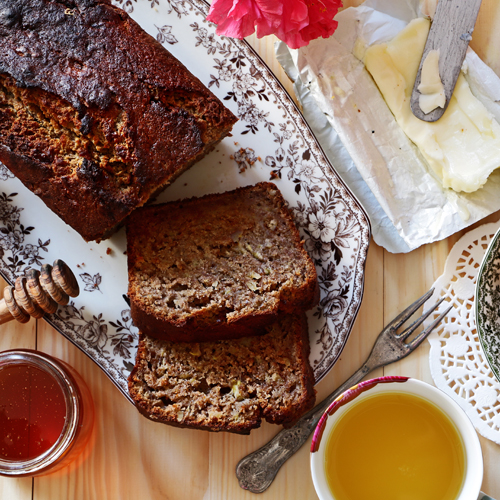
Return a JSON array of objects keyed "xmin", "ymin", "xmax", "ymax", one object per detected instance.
[{"xmin": 0, "ymin": 349, "xmax": 94, "ymax": 477}]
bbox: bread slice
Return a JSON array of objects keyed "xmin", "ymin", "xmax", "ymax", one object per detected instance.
[
  {"xmin": 0, "ymin": 0, "xmax": 236, "ymax": 241},
  {"xmin": 126, "ymin": 182, "xmax": 319, "ymax": 342},
  {"xmin": 128, "ymin": 314, "xmax": 316, "ymax": 433}
]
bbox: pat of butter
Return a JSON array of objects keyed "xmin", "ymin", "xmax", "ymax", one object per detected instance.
[
  {"xmin": 419, "ymin": 0, "xmax": 438, "ymax": 19},
  {"xmin": 418, "ymin": 50, "xmax": 445, "ymax": 113},
  {"xmin": 363, "ymin": 17, "xmax": 500, "ymax": 193}
]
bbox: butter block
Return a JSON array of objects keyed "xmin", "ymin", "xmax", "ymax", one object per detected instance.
[{"xmin": 363, "ymin": 17, "xmax": 500, "ymax": 193}]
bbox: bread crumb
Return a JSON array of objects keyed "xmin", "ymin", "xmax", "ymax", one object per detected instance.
[{"xmin": 233, "ymin": 147, "xmax": 258, "ymax": 173}]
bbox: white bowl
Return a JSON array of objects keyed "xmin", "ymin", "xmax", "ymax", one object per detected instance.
[{"xmin": 310, "ymin": 376, "xmax": 483, "ymax": 500}]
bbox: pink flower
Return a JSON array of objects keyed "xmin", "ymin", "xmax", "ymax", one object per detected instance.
[
  {"xmin": 207, "ymin": 0, "xmax": 342, "ymax": 49},
  {"xmin": 207, "ymin": 0, "xmax": 282, "ymax": 39}
]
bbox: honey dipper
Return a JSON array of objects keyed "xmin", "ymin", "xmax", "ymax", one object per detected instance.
[{"xmin": 0, "ymin": 260, "xmax": 79, "ymax": 325}]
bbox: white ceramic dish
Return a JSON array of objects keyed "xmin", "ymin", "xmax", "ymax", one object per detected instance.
[
  {"xmin": 310, "ymin": 377, "xmax": 483, "ymax": 500},
  {"xmin": 0, "ymin": 0, "xmax": 370, "ymax": 401}
]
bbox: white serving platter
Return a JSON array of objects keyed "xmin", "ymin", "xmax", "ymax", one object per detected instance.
[{"xmin": 0, "ymin": 0, "xmax": 371, "ymax": 401}]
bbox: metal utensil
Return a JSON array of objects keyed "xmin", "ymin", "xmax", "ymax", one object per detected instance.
[
  {"xmin": 236, "ymin": 289, "xmax": 452, "ymax": 493},
  {"xmin": 410, "ymin": 0, "xmax": 483, "ymax": 122}
]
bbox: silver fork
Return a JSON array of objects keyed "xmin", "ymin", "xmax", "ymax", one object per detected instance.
[{"xmin": 236, "ymin": 288, "xmax": 452, "ymax": 493}]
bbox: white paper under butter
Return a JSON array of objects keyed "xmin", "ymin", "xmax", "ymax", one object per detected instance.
[
  {"xmin": 364, "ymin": 18, "xmax": 500, "ymax": 193},
  {"xmin": 278, "ymin": 0, "xmax": 500, "ymax": 251}
]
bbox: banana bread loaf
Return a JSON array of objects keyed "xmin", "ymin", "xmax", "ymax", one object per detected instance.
[
  {"xmin": 128, "ymin": 313, "xmax": 316, "ymax": 433},
  {"xmin": 126, "ymin": 182, "xmax": 319, "ymax": 342},
  {"xmin": 0, "ymin": 0, "xmax": 237, "ymax": 241}
]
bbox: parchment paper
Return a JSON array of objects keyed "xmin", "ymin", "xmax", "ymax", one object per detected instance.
[{"xmin": 276, "ymin": 0, "xmax": 500, "ymax": 253}]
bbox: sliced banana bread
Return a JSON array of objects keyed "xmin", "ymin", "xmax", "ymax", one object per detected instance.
[
  {"xmin": 126, "ymin": 182, "xmax": 319, "ymax": 342},
  {"xmin": 128, "ymin": 313, "xmax": 316, "ymax": 433}
]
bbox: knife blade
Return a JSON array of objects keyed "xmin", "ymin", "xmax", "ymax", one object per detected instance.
[{"xmin": 410, "ymin": 0, "xmax": 483, "ymax": 122}]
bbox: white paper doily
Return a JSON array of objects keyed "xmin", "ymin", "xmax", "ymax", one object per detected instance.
[{"xmin": 426, "ymin": 220, "xmax": 500, "ymax": 444}]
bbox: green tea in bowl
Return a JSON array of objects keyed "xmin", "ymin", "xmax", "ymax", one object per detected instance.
[{"xmin": 310, "ymin": 377, "xmax": 483, "ymax": 500}]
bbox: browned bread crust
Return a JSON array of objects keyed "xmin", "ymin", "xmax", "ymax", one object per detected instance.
[
  {"xmin": 126, "ymin": 182, "xmax": 319, "ymax": 342},
  {"xmin": 128, "ymin": 314, "xmax": 316, "ymax": 434},
  {"xmin": 0, "ymin": 0, "xmax": 237, "ymax": 241}
]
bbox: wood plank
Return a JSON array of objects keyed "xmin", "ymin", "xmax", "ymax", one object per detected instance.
[
  {"xmin": 0, "ymin": 278, "xmax": 36, "ymax": 499},
  {"xmin": 471, "ymin": 0, "xmax": 500, "ymax": 75},
  {"xmin": 480, "ymin": 434, "xmax": 500, "ymax": 496}
]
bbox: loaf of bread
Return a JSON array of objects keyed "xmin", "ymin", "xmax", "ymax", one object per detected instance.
[
  {"xmin": 126, "ymin": 182, "xmax": 319, "ymax": 342},
  {"xmin": 0, "ymin": 0, "xmax": 237, "ymax": 242},
  {"xmin": 128, "ymin": 314, "xmax": 316, "ymax": 433}
]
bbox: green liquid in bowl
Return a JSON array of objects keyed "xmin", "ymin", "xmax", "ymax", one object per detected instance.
[{"xmin": 324, "ymin": 392, "xmax": 465, "ymax": 500}]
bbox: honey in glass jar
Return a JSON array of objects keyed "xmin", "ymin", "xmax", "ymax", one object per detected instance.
[{"xmin": 0, "ymin": 349, "xmax": 94, "ymax": 477}]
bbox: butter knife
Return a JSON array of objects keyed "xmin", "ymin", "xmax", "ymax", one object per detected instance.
[{"xmin": 410, "ymin": 0, "xmax": 482, "ymax": 122}]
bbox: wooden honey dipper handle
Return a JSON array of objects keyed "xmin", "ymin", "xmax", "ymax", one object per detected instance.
[{"xmin": 0, "ymin": 260, "xmax": 80, "ymax": 325}]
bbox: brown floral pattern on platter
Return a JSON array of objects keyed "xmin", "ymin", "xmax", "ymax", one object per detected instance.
[{"xmin": 0, "ymin": 0, "xmax": 371, "ymax": 401}]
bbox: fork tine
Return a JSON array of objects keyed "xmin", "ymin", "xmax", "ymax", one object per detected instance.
[
  {"xmin": 396, "ymin": 297, "xmax": 446, "ymax": 341},
  {"xmin": 407, "ymin": 304, "xmax": 453, "ymax": 350},
  {"xmin": 388, "ymin": 288, "xmax": 435, "ymax": 331}
]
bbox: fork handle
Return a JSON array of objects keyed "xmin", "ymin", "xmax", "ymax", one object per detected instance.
[{"xmin": 235, "ymin": 364, "xmax": 372, "ymax": 493}]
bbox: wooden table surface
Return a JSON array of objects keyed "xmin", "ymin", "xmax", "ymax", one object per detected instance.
[{"xmin": 1, "ymin": 1, "xmax": 500, "ymax": 498}]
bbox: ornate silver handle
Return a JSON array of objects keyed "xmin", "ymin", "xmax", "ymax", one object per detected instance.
[{"xmin": 235, "ymin": 365, "xmax": 369, "ymax": 493}]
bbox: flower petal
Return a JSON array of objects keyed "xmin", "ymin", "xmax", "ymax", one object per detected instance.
[
  {"xmin": 207, "ymin": 0, "xmax": 234, "ymax": 23},
  {"xmin": 207, "ymin": 0, "xmax": 342, "ymax": 46}
]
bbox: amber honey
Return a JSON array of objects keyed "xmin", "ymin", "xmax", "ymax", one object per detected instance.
[
  {"xmin": 0, "ymin": 363, "xmax": 67, "ymax": 460},
  {"xmin": 0, "ymin": 349, "xmax": 94, "ymax": 477},
  {"xmin": 324, "ymin": 392, "xmax": 465, "ymax": 500}
]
